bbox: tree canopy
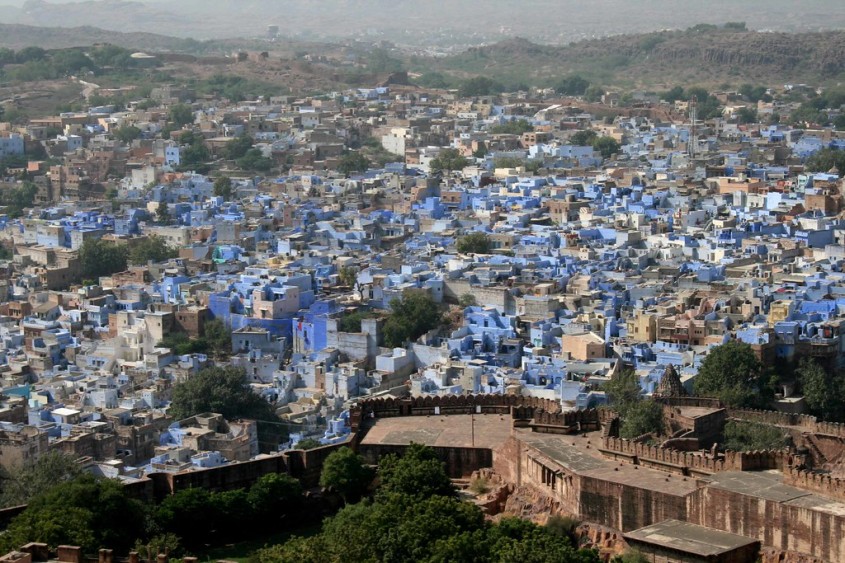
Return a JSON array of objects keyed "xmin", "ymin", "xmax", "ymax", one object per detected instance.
[
  {"xmin": 693, "ymin": 340, "xmax": 763, "ymax": 407},
  {"xmin": 797, "ymin": 358, "xmax": 845, "ymax": 421},
  {"xmin": 555, "ymin": 74, "xmax": 591, "ymax": 96},
  {"xmin": 0, "ymin": 182, "xmax": 37, "ymax": 217},
  {"xmin": 168, "ymin": 365, "xmax": 282, "ymax": 449},
  {"xmin": 456, "ymin": 231, "xmax": 492, "ymax": 254},
  {"xmin": 604, "ymin": 369, "xmax": 663, "ymax": 439},
  {"xmin": 722, "ymin": 420, "xmax": 788, "ymax": 452},
  {"xmin": 319, "ymin": 447, "xmax": 374, "ymax": 504},
  {"xmin": 382, "ymin": 290, "xmax": 443, "ymax": 348},
  {"xmin": 225, "ymin": 135, "xmax": 254, "ymax": 160},
  {"xmin": 489, "ymin": 120, "xmax": 534, "ymax": 135},
  {"xmin": 459, "ymin": 76, "xmax": 505, "ymax": 97},
  {"xmin": 213, "ymin": 176, "xmax": 233, "ymax": 200},
  {"xmin": 78, "ymin": 238, "xmax": 128, "ymax": 281},
  {"xmin": 806, "ymin": 148, "xmax": 845, "ymax": 176},
  {"xmin": 378, "ymin": 443, "xmax": 456, "ymax": 500},
  {"xmin": 168, "ymin": 104, "xmax": 194, "ymax": 127},
  {"xmin": 0, "ymin": 451, "xmax": 83, "ymax": 508},
  {"xmin": 0, "ymin": 474, "xmax": 145, "ymax": 553},
  {"xmin": 338, "ymin": 151, "xmax": 370, "ymax": 176},
  {"xmin": 254, "ymin": 443, "xmax": 600, "ymax": 563},
  {"xmin": 592, "ymin": 136, "xmax": 620, "ymax": 159},
  {"xmin": 430, "ymin": 148, "xmax": 469, "ymax": 174},
  {"xmin": 237, "ymin": 148, "xmax": 273, "ymax": 172},
  {"xmin": 571, "ymin": 130, "xmax": 598, "ymax": 147},
  {"xmin": 128, "ymin": 236, "xmax": 178, "ymax": 265}
]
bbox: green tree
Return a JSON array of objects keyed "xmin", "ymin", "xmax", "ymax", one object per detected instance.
[
  {"xmin": 0, "ymin": 181, "xmax": 37, "ymax": 217},
  {"xmin": 456, "ymin": 231, "xmax": 492, "ymax": 254},
  {"xmin": 247, "ymin": 473, "xmax": 303, "ymax": 523},
  {"xmin": 789, "ymin": 103, "xmax": 827, "ymax": 127},
  {"xmin": 338, "ymin": 151, "xmax": 370, "ymax": 176},
  {"xmin": 203, "ymin": 318, "xmax": 232, "ymax": 356},
  {"xmin": 619, "ymin": 401, "xmax": 664, "ymax": 439},
  {"xmin": 337, "ymin": 309, "xmax": 379, "ymax": 333},
  {"xmin": 0, "ymin": 475, "xmax": 145, "ymax": 553},
  {"xmin": 459, "ymin": 293, "xmax": 477, "ymax": 307},
  {"xmin": 237, "ymin": 148, "xmax": 272, "ymax": 172},
  {"xmin": 178, "ymin": 131, "xmax": 212, "ymax": 172},
  {"xmin": 460, "ymin": 76, "xmax": 505, "ymax": 97},
  {"xmin": 338, "ymin": 266, "xmax": 358, "ymax": 287},
  {"xmin": 252, "ymin": 535, "xmax": 329, "ymax": 563},
  {"xmin": 382, "ymin": 290, "xmax": 443, "ymax": 348},
  {"xmin": 256, "ymin": 441, "xmax": 601, "ymax": 563},
  {"xmin": 78, "ymin": 238, "xmax": 128, "ymax": 280},
  {"xmin": 430, "ymin": 147, "xmax": 468, "ymax": 174},
  {"xmin": 0, "ymin": 452, "xmax": 83, "ymax": 508},
  {"xmin": 128, "ymin": 236, "xmax": 178, "ymax": 265},
  {"xmin": 225, "ymin": 135, "xmax": 254, "ymax": 160},
  {"xmin": 494, "ymin": 156, "xmax": 525, "ymax": 169},
  {"xmin": 571, "ymin": 130, "xmax": 598, "ymax": 146},
  {"xmin": 378, "ymin": 443, "xmax": 455, "ymax": 500},
  {"xmin": 739, "ymin": 84, "xmax": 770, "ymax": 103},
  {"xmin": 168, "ymin": 366, "xmax": 282, "ymax": 449},
  {"xmin": 555, "ymin": 75, "xmax": 590, "ymax": 96},
  {"xmin": 806, "ymin": 148, "xmax": 845, "ymax": 176},
  {"xmin": 834, "ymin": 114, "xmax": 845, "ymax": 131},
  {"xmin": 604, "ymin": 368, "xmax": 642, "ymax": 413},
  {"xmin": 592, "ymin": 136, "xmax": 620, "ymax": 158},
  {"xmin": 797, "ymin": 358, "xmax": 845, "ymax": 421},
  {"xmin": 489, "ymin": 120, "xmax": 534, "ymax": 135},
  {"xmin": 605, "ymin": 369, "xmax": 662, "ymax": 438},
  {"xmin": 114, "ymin": 125, "xmax": 142, "ymax": 143},
  {"xmin": 155, "ymin": 202, "xmax": 172, "ymax": 224},
  {"xmin": 693, "ymin": 340, "xmax": 763, "ymax": 407},
  {"xmin": 133, "ymin": 533, "xmax": 182, "ymax": 561},
  {"xmin": 735, "ymin": 107, "xmax": 758, "ymax": 124},
  {"xmin": 722, "ymin": 420, "xmax": 788, "ymax": 451},
  {"xmin": 214, "ymin": 176, "xmax": 233, "ymax": 199},
  {"xmin": 168, "ymin": 103, "xmax": 194, "ymax": 127},
  {"xmin": 584, "ymin": 85, "xmax": 604, "ymax": 103},
  {"xmin": 294, "ymin": 438, "xmax": 322, "ymax": 450},
  {"xmin": 319, "ymin": 447, "xmax": 374, "ymax": 504},
  {"xmin": 153, "ymin": 487, "xmax": 219, "ymax": 547},
  {"xmin": 158, "ymin": 331, "xmax": 209, "ymax": 355},
  {"xmin": 612, "ymin": 550, "xmax": 651, "ymax": 563}
]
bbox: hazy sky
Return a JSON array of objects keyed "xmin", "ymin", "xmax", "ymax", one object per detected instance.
[{"xmin": 1, "ymin": 0, "xmax": 843, "ymax": 43}]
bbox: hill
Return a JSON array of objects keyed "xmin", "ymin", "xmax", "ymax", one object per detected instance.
[
  {"xmin": 0, "ymin": 23, "xmax": 203, "ymax": 51},
  {"xmin": 425, "ymin": 29, "xmax": 845, "ymax": 89}
]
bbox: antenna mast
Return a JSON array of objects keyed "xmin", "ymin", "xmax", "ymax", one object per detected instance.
[{"xmin": 688, "ymin": 95, "xmax": 698, "ymax": 159}]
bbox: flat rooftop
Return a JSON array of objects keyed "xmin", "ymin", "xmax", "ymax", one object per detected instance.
[
  {"xmin": 625, "ymin": 519, "xmax": 759, "ymax": 556},
  {"xmin": 676, "ymin": 406, "xmax": 724, "ymax": 418},
  {"xmin": 360, "ymin": 413, "xmax": 512, "ymax": 449},
  {"xmin": 359, "ymin": 414, "xmax": 700, "ymax": 497},
  {"xmin": 706, "ymin": 470, "xmax": 845, "ymax": 512},
  {"xmin": 518, "ymin": 429, "xmax": 700, "ymax": 497}
]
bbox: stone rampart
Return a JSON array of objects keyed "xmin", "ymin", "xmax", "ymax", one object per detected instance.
[
  {"xmin": 729, "ymin": 408, "xmax": 845, "ymax": 438},
  {"xmin": 601, "ymin": 436, "xmax": 792, "ymax": 476},
  {"xmin": 352, "ymin": 394, "xmax": 562, "ymax": 429},
  {"xmin": 783, "ymin": 466, "xmax": 845, "ymax": 503}
]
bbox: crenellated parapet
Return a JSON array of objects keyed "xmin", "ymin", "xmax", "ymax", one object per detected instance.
[
  {"xmin": 600, "ymin": 435, "xmax": 796, "ymax": 476},
  {"xmin": 728, "ymin": 408, "xmax": 845, "ymax": 436},
  {"xmin": 783, "ymin": 466, "xmax": 845, "ymax": 502},
  {"xmin": 351, "ymin": 394, "xmax": 565, "ymax": 431}
]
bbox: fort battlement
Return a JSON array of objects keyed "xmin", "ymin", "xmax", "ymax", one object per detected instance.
[
  {"xmin": 601, "ymin": 435, "xmax": 794, "ymax": 476},
  {"xmin": 728, "ymin": 408, "xmax": 845, "ymax": 438},
  {"xmin": 783, "ymin": 466, "xmax": 845, "ymax": 502},
  {"xmin": 352, "ymin": 394, "xmax": 563, "ymax": 429}
]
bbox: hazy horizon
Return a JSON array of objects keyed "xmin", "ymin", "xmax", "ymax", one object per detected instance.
[{"xmin": 0, "ymin": 0, "xmax": 843, "ymax": 46}]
